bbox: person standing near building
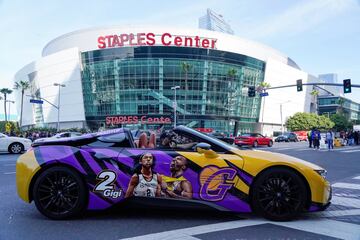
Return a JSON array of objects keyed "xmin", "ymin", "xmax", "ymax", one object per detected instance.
[
  {"xmin": 355, "ymin": 131, "xmax": 359, "ymax": 145},
  {"xmin": 326, "ymin": 129, "xmax": 334, "ymax": 150},
  {"xmin": 312, "ymin": 129, "xmax": 321, "ymax": 149},
  {"xmin": 348, "ymin": 131, "xmax": 354, "ymax": 146},
  {"xmin": 308, "ymin": 130, "xmax": 313, "ymax": 148}
]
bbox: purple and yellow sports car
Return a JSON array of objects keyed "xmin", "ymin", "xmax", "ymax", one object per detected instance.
[{"xmin": 16, "ymin": 126, "xmax": 331, "ymax": 220}]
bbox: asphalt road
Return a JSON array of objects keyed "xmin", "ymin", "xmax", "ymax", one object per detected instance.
[{"xmin": 1, "ymin": 142, "xmax": 360, "ymax": 240}]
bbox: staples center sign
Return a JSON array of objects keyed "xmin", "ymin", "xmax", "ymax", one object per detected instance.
[{"xmin": 97, "ymin": 33, "xmax": 217, "ymax": 49}]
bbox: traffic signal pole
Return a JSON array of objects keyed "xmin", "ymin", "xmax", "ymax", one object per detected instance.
[{"xmin": 265, "ymin": 82, "xmax": 360, "ymax": 90}]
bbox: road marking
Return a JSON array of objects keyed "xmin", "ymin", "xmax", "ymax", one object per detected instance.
[
  {"xmin": 315, "ymin": 209, "xmax": 360, "ymax": 218},
  {"xmin": 120, "ymin": 218, "xmax": 360, "ymax": 240},
  {"xmin": 273, "ymin": 219, "xmax": 360, "ymax": 240},
  {"xmin": 342, "ymin": 149, "xmax": 360, "ymax": 153},
  {"xmin": 353, "ymin": 176, "xmax": 360, "ymax": 180},
  {"xmin": 3, "ymin": 172, "xmax": 16, "ymax": 175},
  {"xmin": 331, "ymin": 196, "xmax": 360, "ymax": 208},
  {"xmin": 120, "ymin": 220, "xmax": 266, "ymax": 240},
  {"xmin": 271, "ymin": 147, "xmax": 296, "ymax": 151},
  {"xmin": 332, "ymin": 182, "xmax": 360, "ymax": 190}
]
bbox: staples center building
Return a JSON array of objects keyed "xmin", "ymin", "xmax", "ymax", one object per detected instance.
[{"xmin": 15, "ymin": 26, "xmax": 313, "ymax": 135}]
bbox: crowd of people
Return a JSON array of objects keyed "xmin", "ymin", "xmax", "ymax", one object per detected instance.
[{"xmin": 307, "ymin": 128, "xmax": 360, "ymax": 150}]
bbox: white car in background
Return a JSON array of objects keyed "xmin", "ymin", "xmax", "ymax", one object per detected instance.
[
  {"xmin": 34, "ymin": 132, "xmax": 83, "ymax": 143},
  {"xmin": 0, "ymin": 133, "xmax": 32, "ymax": 154}
]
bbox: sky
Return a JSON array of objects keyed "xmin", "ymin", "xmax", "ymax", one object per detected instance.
[{"xmin": 0, "ymin": 0, "xmax": 359, "ymax": 118}]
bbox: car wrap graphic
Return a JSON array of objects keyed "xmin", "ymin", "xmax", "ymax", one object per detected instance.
[{"xmin": 19, "ymin": 146, "xmax": 254, "ymax": 212}]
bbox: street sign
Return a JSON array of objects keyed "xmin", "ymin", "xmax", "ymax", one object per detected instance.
[
  {"xmin": 30, "ymin": 99, "xmax": 44, "ymax": 104},
  {"xmin": 259, "ymin": 92, "xmax": 269, "ymax": 97}
]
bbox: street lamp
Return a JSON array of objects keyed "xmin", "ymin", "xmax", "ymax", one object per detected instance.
[
  {"xmin": 6, "ymin": 100, "xmax": 15, "ymax": 121},
  {"xmin": 54, "ymin": 83, "xmax": 66, "ymax": 132},
  {"xmin": 280, "ymin": 100, "xmax": 291, "ymax": 134},
  {"xmin": 171, "ymin": 86, "xmax": 180, "ymax": 127}
]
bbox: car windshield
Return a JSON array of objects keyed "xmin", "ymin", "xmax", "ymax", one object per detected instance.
[
  {"xmin": 241, "ymin": 133, "xmax": 257, "ymax": 137},
  {"xmin": 0, "ymin": 133, "xmax": 7, "ymax": 137},
  {"xmin": 184, "ymin": 127, "xmax": 237, "ymax": 152}
]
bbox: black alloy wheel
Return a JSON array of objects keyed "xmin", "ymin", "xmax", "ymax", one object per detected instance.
[
  {"xmin": 253, "ymin": 141, "xmax": 258, "ymax": 148},
  {"xmin": 33, "ymin": 166, "xmax": 87, "ymax": 220},
  {"xmin": 268, "ymin": 141, "xmax": 273, "ymax": 147},
  {"xmin": 252, "ymin": 168, "xmax": 307, "ymax": 221}
]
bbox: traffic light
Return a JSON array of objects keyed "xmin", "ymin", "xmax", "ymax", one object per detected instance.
[
  {"xmin": 343, "ymin": 79, "xmax": 351, "ymax": 94},
  {"xmin": 248, "ymin": 86, "xmax": 256, "ymax": 97},
  {"xmin": 296, "ymin": 79, "xmax": 303, "ymax": 92}
]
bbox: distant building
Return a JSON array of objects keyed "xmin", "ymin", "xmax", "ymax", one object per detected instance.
[
  {"xmin": 318, "ymin": 73, "xmax": 341, "ymax": 96},
  {"xmin": 318, "ymin": 96, "xmax": 360, "ymax": 122},
  {"xmin": 318, "ymin": 73, "xmax": 338, "ymax": 84},
  {"xmin": 199, "ymin": 9, "xmax": 234, "ymax": 35}
]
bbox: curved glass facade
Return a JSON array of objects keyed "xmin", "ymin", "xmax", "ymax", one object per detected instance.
[{"xmin": 80, "ymin": 46, "xmax": 265, "ymax": 134}]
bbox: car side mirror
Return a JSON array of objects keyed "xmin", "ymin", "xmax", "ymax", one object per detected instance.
[{"xmin": 195, "ymin": 142, "xmax": 218, "ymax": 158}]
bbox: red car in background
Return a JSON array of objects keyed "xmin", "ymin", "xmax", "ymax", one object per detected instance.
[{"xmin": 235, "ymin": 133, "xmax": 273, "ymax": 147}]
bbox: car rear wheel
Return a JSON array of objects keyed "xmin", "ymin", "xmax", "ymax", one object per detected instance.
[
  {"xmin": 9, "ymin": 142, "xmax": 24, "ymax": 154},
  {"xmin": 33, "ymin": 166, "xmax": 87, "ymax": 220},
  {"xmin": 268, "ymin": 141, "xmax": 273, "ymax": 147},
  {"xmin": 251, "ymin": 168, "xmax": 307, "ymax": 221},
  {"xmin": 253, "ymin": 141, "xmax": 258, "ymax": 148}
]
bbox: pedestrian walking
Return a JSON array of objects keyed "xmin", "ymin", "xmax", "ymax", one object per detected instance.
[{"xmin": 326, "ymin": 130, "xmax": 334, "ymax": 150}]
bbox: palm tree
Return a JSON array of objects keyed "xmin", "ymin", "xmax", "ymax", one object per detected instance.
[
  {"xmin": 14, "ymin": 80, "xmax": 31, "ymax": 127},
  {"xmin": 310, "ymin": 89, "xmax": 319, "ymax": 113},
  {"xmin": 226, "ymin": 68, "xmax": 237, "ymax": 120},
  {"xmin": 180, "ymin": 62, "xmax": 192, "ymax": 123},
  {"xmin": 257, "ymin": 82, "xmax": 271, "ymax": 132},
  {"xmin": 336, "ymin": 97, "xmax": 346, "ymax": 117},
  {"xmin": 0, "ymin": 88, "xmax": 13, "ymax": 122}
]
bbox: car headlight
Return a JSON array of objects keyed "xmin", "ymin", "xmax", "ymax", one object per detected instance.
[{"xmin": 315, "ymin": 169, "xmax": 327, "ymax": 179}]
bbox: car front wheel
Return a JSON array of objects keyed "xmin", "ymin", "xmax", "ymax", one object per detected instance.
[
  {"xmin": 268, "ymin": 141, "xmax": 273, "ymax": 147},
  {"xmin": 9, "ymin": 142, "xmax": 24, "ymax": 154},
  {"xmin": 253, "ymin": 141, "xmax": 258, "ymax": 148},
  {"xmin": 251, "ymin": 168, "xmax": 307, "ymax": 221},
  {"xmin": 33, "ymin": 166, "xmax": 87, "ymax": 220}
]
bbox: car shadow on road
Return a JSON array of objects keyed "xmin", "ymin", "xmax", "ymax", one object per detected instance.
[{"xmin": 82, "ymin": 202, "xmax": 245, "ymax": 222}]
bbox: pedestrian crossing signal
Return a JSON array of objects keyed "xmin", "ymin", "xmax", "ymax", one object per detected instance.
[
  {"xmin": 296, "ymin": 79, "xmax": 303, "ymax": 92},
  {"xmin": 343, "ymin": 79, "xmax": 351, "ymax": 94}
]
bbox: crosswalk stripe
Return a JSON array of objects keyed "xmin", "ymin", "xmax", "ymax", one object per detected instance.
[
  {"xmin": 342, "ymin": 149, "xmax": 360, "ymax": 153},
  {"xmin": 120, "ymin": 218, "xmax": 360, "ymax": 240},
  {"xmin": 332, "ymin": 182, "xmax": 360, "ymax": 190},
  {"xmin": 331, "ymin": 196, "xmax": 360, "ymax": 208},
  {"xmin": 353, "ymin": 176, "xmax": 360, "ymax": 180}
]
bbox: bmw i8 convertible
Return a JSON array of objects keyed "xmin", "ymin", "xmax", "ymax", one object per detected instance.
[{"xmin": 16, "ymin": 126, "xmax": 331, "ymax": 220}]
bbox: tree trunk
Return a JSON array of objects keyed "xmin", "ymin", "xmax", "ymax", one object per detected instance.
[
  {"xmin": 183, "ymin": 72, "xmax": 188, "ymax": 122},
  {"xmin": 4, "ymin": 94, "xmax": 7, "ymax": 122},
  {"xmin": 20, "ymin": 90, "xmax": 24, "ymax": 127}
]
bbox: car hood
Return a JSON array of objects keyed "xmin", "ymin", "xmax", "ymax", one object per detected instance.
[
  {"xmin": 8, "ymin": 137, "xmax": 30, "ymax": 142},
  {"xmin": 230, "ymin": 148, "xmax": 324, "ymax": 171}
]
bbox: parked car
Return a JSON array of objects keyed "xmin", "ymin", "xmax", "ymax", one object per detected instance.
[
  {"xmin": 16, "ymin": 126, "xmax": 331, "ymax": 221},
  {"xmin": 235, "ymin": 133, "xmax": 273, "ymax": 147},
  {"xmin": 0, "ymin": 133, "xmax": 32, "ymax": 154},
  {"xmin": 207, "ymin": 132, "xmax": 234, "ymax": 145},
  {"xmin": 275, "ymin": 132, "xmax": 299, "ymax": 142},
  {"xmin": 34, "ymin": 132, "xmax": 83, "ymax": 143}
]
